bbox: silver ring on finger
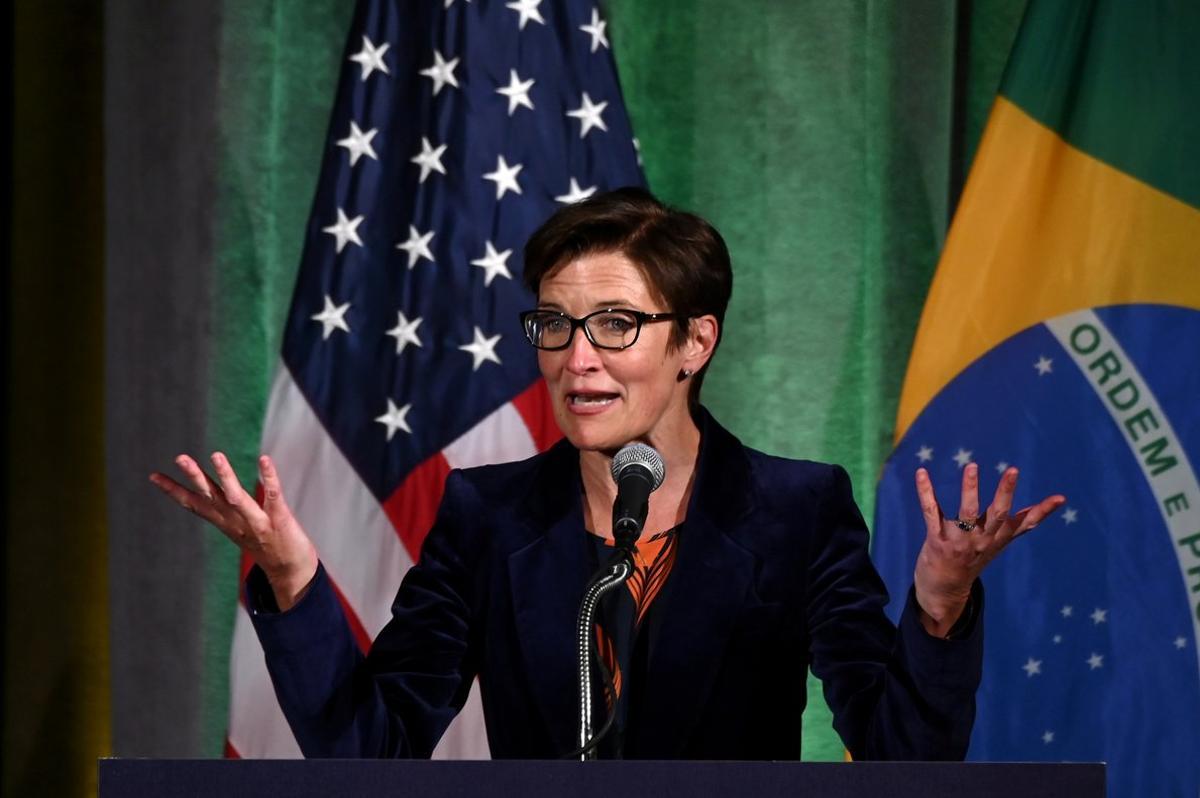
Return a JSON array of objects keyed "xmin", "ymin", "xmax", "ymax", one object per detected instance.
[{"xmin": 954, "ymin": 516, "xmax": 978, "ymax": 531}]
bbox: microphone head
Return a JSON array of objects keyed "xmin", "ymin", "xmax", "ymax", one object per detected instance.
[{"xmin": 610, "ymin": 443, "xmax": 666, "ymax": 491}]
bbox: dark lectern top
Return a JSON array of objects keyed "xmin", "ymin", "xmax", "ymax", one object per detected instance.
[{"xmin": 99, "ymin": 758, "xmax": 1104, "ymax": 798}]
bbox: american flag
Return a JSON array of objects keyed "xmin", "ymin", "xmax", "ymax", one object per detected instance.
[{"xmin": 226, "ymin": 0, "xmax": 645, "ymax": 758}]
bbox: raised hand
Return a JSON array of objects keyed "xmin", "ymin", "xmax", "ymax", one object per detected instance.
[
  {"xmin": 912, "ymin": 463, "xmax": 1065, "ymax": 637},
  {"xmin": 150, "ymin": 452, "xmax": 318, "ymax": 610}
]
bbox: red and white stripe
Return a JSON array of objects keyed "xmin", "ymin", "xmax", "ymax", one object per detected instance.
[{"xmin": 226, "ymin": 364, "xmax": 561, "ymax": 758}]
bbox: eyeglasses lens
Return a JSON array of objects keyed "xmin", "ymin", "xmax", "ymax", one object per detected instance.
[{"xmin": 585, "ymin": 311, "xmax": 639, "ymax": 348}]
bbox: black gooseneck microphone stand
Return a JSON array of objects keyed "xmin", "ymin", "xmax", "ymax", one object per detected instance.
[
  {"xmin": 572, "ymin": 546, "xmax": 633, "ymax": 760},
  {"xmin": 571, "ymin": 444, "xmax": 664, "ymax": 760},
  {"xmin": 572, "ymin": 491, "xmax": 650, "ymax": 759}
]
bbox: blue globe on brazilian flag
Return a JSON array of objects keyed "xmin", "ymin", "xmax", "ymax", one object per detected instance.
[{"xmin": 871, "ymin": 3, "xmax": 1200, "ymax": 796}]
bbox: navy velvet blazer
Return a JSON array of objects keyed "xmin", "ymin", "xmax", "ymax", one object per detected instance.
[{"xmin": 248, "ymin": 408, "xmax": 983, "ymax": 760}]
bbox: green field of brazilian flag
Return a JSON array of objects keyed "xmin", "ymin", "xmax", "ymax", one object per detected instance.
[{"xmin": 873, "ymin": 3, "xmax": 1200, "ymax": 796}]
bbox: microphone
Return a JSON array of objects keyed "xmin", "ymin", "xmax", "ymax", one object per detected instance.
[{"xmin": 609, "ymin": 443, "xmax": 666, "ymax": 551}]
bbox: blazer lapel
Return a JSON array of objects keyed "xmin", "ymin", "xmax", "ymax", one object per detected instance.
[
  {"xmin": 505, "ymin": 442, "xmax": 591, "ymax": 753},
  {"xmin": 637, "ymin": 409, "xmax": 760, "ymax": 756}
]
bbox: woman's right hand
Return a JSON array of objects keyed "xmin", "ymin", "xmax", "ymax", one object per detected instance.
[{"xmin": 150, "ymin": 452, "xmax": 318, "ymax": 610}]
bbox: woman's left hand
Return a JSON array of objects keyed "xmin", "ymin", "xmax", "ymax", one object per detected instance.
[{"xmin": 912, "ymin": 462, "xmax": 1066, "ymax": 637}]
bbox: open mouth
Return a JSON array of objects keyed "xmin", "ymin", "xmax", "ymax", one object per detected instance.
[{"xmin": 567, "ymin": 391, "xmax": 620, "ymax": 407}]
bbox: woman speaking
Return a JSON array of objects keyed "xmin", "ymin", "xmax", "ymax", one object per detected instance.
[{"xmin": 150, "ymin": 188, "xmax": 1065, "ymax": 760}]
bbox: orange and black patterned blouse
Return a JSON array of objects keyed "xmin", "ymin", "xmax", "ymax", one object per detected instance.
[{"xmin": 587, "ymin": 526, "xmax": 680, "ymax": 756}]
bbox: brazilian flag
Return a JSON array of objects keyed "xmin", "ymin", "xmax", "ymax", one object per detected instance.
[{"xmin": 872, "ymin": 2, "xmax": 1200, "ymax": 796}]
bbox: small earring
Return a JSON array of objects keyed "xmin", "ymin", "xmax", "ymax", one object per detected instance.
[{"xmin": 677, "ymin": 368, "xmax": 693, "ymax": 382}]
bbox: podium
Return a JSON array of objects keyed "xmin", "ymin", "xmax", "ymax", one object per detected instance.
[{"xmin": 99, "ymin": 759, "xmax": 1104, "ymax": 797}]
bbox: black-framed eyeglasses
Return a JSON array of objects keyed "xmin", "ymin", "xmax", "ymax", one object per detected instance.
[{"xmin": 519, "ymin": 308, "xmax": 678, "ymax": 351}]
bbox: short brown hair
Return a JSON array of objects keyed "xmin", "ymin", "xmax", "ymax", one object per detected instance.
[{"xmin": 523, "ymin": 187, "xmax": 733, "ymax": 411}]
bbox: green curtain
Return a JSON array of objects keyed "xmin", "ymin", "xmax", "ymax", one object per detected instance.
[{"xmin": 200, "ymin": 0, "xmax": 353, "ymax": 754}]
